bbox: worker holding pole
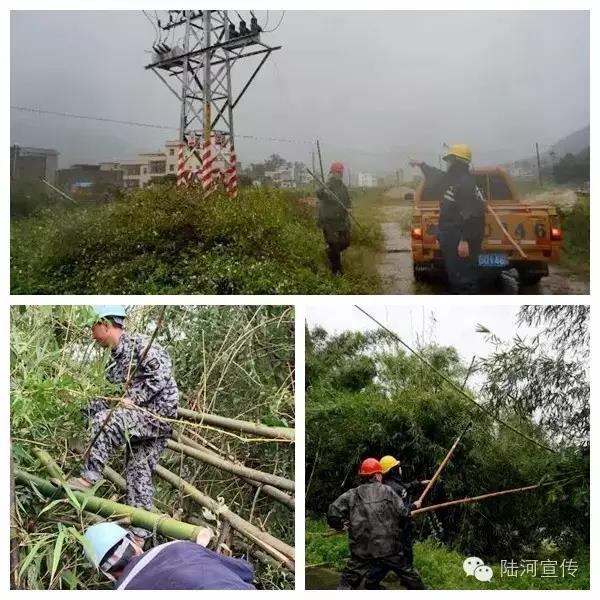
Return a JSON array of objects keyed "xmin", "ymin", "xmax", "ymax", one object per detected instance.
[
  {"xmin": 379, "ymin": 455, "xmax": 430, "ymax": 568},
  {"xmin": 64, "ymin": 306, "xmax": 178, "ymax": 546},
  {"xmin": 410, "ymin": 145, "xmax": 485, "ymax": 294},
  {"xmin": 327, "ymin": 458, "xmax": 425, "ymax": 590},
  {"xmin": 315, "ymin": 160, "xmax": 352, "ymax": 275}
]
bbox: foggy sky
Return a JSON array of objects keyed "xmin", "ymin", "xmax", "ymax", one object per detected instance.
[
  {"xmin": 306, "ymin": 304, "xmax": 534, "ymax": 378},
  {"xmin": 10, "ymin": 10, "xmax": 590, "ymax": 173}
]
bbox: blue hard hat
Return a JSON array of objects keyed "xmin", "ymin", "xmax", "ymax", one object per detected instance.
[
  {"xmin": 93, "ymin": 305, "xmax": 127, "ymax": 320},
  {"xmin": 83, "ymin": 522, "xmax": 130, "ymax": 569}
]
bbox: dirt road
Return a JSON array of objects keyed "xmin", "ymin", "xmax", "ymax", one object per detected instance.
[{"xmin": 375, "ymin": 202, "xmax": 589, "ymax": 295}]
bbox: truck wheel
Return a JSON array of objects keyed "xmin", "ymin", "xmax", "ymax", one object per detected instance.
[
  {"xmin": 519, "ymin": 271, "xmax": 543, "ymax": 286},
  {"xmin": 413, "ymin": 266, "xmax": 427, "ymax": 282}
]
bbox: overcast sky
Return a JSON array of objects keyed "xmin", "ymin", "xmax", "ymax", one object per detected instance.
[
  {"xmin": 306, "ymin": 304, "xmax": 537, "ymax": 367},
  {"xmin": 11, "ymin": 10, "xmax": 589, "ymax": 172}
]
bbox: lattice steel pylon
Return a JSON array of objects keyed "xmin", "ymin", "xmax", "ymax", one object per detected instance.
[{"xmin": 145, "ymin": 10, "xmax": 281, "ymax": 196}]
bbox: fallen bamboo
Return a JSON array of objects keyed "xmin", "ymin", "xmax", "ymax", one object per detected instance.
[
  {"xmin": 167, "ymin": 439, "xmax": 295, "ymax": 493},
  {"xmin": 16, "ymin": 470, "xmax": 203, "ymax": 542},
  {"xmin": 320, "ymin": 479, "xmax": 564, "ymax": 537},
  {"xmin": 410, "ymin": 482, "xmax": 543, "ymax": 516},
  {"xmin": 417, "ymin": 421, "xmax": 472, "ymax": 505},
  {"xmin": 154, "ymin": 464, "xmax": 295, "ymax": 571},
  {"xmin": 174, "ymin": 433, "xmax": 294, "ymax": 509},
  {"xmin": 177, "ymin": 407, "xmax": 294, "ymax": 442}
]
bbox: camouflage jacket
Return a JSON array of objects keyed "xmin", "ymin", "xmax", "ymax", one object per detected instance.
[
  {"xmin": 317, "ymin": 175, "xmax": 351, "ymax": 228},
  {"xmin": 327, "ymin": 480, "xmax": 410, "ymax": 559},
  {"xmin": 107, "ymin": 332, "xmax": 179, "ymax": 424}
]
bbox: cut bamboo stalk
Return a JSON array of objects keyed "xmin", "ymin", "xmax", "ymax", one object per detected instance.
[
  {"xmin": 177, "ymin": 407, "xmax": 294, "ymax": 441},
  {"xmin": 16, "ymin": 470, "xmax": 203, "ymax": 542},
  {"xmin": 167, "ymin": 440, "xmax": 295, "ymax": 493},
  {"xmin": 417, "ymin": 421, "xmax": 472, "ymax": 505},
  {"xmin": 174, "ymin": 433, "xmax": 294, "ymax": 510},
  {"xmin": 154, "ymin": 464, "xmax": 295, "ymax": 570},
  {"xmin": 411, "ymin": 483, "xmax": 542, "ymax": 515}
]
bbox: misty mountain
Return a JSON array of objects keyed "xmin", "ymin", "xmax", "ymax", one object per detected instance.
[{"xmin": 548, "ymin": 125, "xmax": 589, "ymax": 158}]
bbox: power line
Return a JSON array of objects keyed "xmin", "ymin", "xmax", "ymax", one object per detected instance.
[
  {"xmin": 262, "ymin": 11, "xmax": 285, "ymax": 33},
  {"xmin": 10, "ymin": 105, "xmax": 312, "ymax": 145},
  {"xmin": 354, "ymin": 305, "xmax": 556, "ymax": 454},
  {"xmin": 11, "ymin": 105, "xmax": 177, "ymax": 131},
  {"xmin": 10, "ymin": 105, "xmax": 414, "ymax": 158}
]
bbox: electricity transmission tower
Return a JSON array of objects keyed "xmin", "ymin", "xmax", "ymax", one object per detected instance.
[{"xmin": 145, "ymin": 10, "xmax": 281, "ymax": 195}]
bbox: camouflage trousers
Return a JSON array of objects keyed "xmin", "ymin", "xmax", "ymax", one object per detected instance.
[{"xmin": 81, "ymin": 399, "xmax": 168, "ymax": 538}]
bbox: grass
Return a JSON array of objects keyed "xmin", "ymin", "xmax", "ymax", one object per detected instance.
[
  {"xmin": 558, "ymin": 193, "xmax": 590, "ymax": 276},
  {"xmin": 10, "ymin": 184, "xmax": 381, "ymax": 295},
  {"xmin": 305, "ymin": 517, "xmax": 589, "ymax": 590}
]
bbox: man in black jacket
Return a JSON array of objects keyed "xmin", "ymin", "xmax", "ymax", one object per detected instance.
[
  {"xmin": 379, "ymin": 455, "xmax": 429, "ymax": 568},
  {"xmin": 316, "ymin": 161, "xmax": 351, "ymax": 275},
  {"xmin": 327, "ymin": 458, "xmax": 425, "ymax": 590},
  {"xmin": 411, "ymin": 144, "xmax": 485, "ymax": 293}
]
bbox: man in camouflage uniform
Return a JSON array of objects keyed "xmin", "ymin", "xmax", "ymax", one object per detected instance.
[
  {"xmin": 316, "ymin": 161, "xmax": 351, "ymax": 275},
  {"xmin": 67, "ymin": 306, "xmax": 178, "ymax": 543},
  {"xmin": 327, "ymin": 458, "xmax": 425, "ymax": 590}
]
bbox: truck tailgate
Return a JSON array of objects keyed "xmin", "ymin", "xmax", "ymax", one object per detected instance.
[{"xmin": 420, "ymin": 205, "xmax": 554, "ymax": 253}]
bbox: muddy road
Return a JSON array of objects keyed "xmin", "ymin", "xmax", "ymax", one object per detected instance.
[{"xmin": 375, "ymin": 201, "xmax": 589, "ymax": 295}]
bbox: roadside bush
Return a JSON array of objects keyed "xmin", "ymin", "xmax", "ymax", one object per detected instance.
[{"xmin": 11, "ymin": 185, "xmax": 378, "ymax": 294}]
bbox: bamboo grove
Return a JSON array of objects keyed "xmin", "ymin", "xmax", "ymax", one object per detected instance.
[{"xmin": 10, "ymin": 305, "xmax": 295, "ymax": 590}]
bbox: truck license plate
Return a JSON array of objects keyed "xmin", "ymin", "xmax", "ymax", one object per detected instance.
[{"xmin": 478, "ymin": 253, "xmax": 508, "ymax": 267}]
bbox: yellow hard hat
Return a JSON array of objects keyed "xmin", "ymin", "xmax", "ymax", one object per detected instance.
[
  {"xmin": 443, "ymin": 144, "xmax": 472, "ymax": 164},
  {"xmin": 380, "ymin": 455, "xmax": 400, "ymax": 474}
]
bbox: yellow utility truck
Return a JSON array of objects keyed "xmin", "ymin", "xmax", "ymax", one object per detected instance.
[{"xmin": 410, "ymin": 169, "xmax": 562, "ymax": 285}]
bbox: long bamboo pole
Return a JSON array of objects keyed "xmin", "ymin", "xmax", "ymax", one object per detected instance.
[
  {"xmin": 167, "ymin": 439, "xmax": 295, "ymax": 492},
  {"xmin": 177, "ymin": 407, "xmax": 294, "ymax": 441},
  {"xmin": 174, "ymin": 433, "xmax": 294, "ymax": 509},
  {"xmin": 411, "ymin": 483, "xmax": 542, "ymax": 516},
  {"xmin": 154, "ymin": 464, "xmax": 295, "ymax": 570},
  {"xmin": 417, "ymin": 421, "xmax": 472, "ymax": 505},
  {"xmin": 16, "ymin": 470, "xmax": 203, "ymax": 542},
  {"xmin": 320, "ymin": 479, "xmax": 569, "ymax": 537}
]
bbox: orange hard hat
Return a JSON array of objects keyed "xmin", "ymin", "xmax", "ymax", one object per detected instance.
[
  {"xmin": 330, "ymin": 161, "xmax": 344, "ymax": 174},
  {"xmin": 359, "ymin": 458, "xmax": 382, "ymax": 476}
]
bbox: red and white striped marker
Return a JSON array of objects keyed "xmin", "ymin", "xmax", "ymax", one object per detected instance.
[
  {"xmin": 176, "ymin": 143, "xmax": 186, "ymax": 187},
  {"xmin": 225, "ymin": 143, "xmax": 238, "ymax": 198}
]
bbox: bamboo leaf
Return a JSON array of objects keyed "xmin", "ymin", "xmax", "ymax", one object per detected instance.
[
  {"xmin": 37, "ymin": 498, "xmax": 66, "ymax": 518},
  {"xmin": 49, "ymin": 525, "xmax": 66, "ymax": 587},
  {"xmin": 18, "ymin": 538, "xmax": 45, "ymax": 578}
]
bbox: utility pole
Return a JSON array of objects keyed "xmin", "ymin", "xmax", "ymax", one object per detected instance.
[
  {"xmin": 396, "ymin": 170, "xmax": 400, "ymax": 186},
  {"xmin": 145, "ymin": 10, "xmax": 281, "ymax": 195},
  {"xmin": 535, "ymin": 142, "xmax": 543, "ymax": 187}
]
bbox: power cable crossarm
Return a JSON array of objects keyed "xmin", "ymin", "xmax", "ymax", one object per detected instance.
[{"xmin": 354, "ymin": 305, "xmax": 555, "ymax": 453}]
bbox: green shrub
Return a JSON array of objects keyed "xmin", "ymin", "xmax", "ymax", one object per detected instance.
[{"xmin": 11, "ymin": 185, "xmax": 381, "ymax": 294}]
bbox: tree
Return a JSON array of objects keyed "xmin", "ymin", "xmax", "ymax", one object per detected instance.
[{"xmin": 478, "ymin": 305, "xmax": 589, "ymax": 446}]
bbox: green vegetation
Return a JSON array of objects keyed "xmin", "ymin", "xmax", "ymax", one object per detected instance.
[
  {"xmin": 11, "ymin": 306, "xmax": 294, "ymax": 589},
  {"xmin": 559, "ymin": 193, "xmax": 590, "ymax": 275},
  {"xmin": 306, "ymin": 518, "xmax": 589, "ymax": 590},
  {"xmin": 11, "ymin": 184, "xmax": 381, "ymax": 295},
  {"xmin": 305, "ymin": 306, "xmax": 589, "ymax": 589}
]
